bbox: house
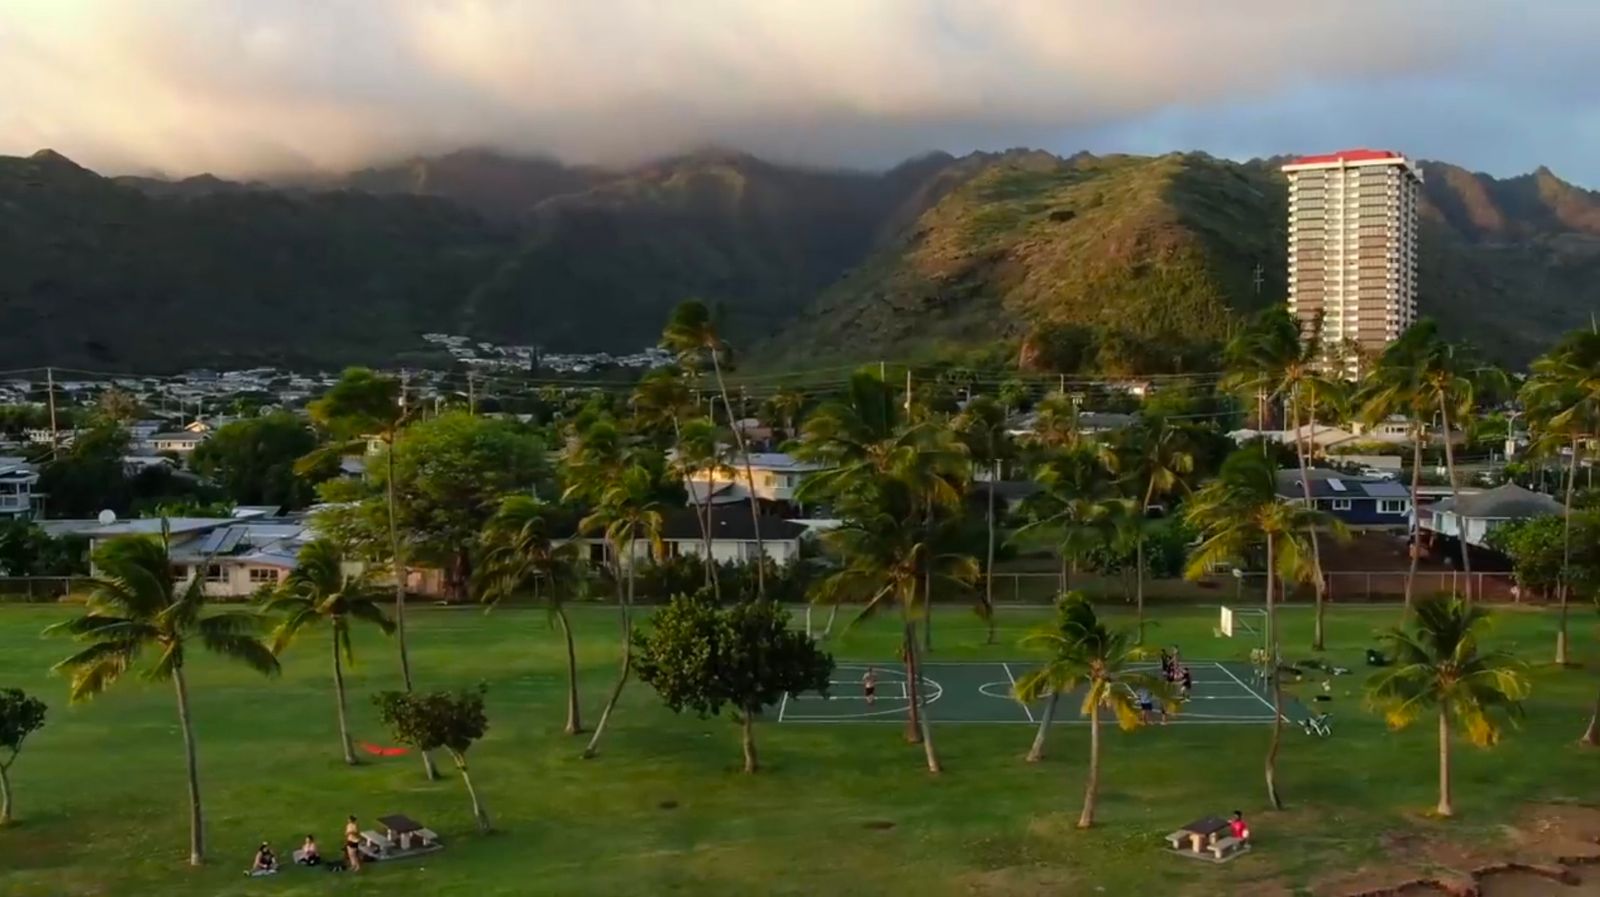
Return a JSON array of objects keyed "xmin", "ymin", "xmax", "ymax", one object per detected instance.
[
  {"xmin": 0, "ymin": 457, "xmax": 41, "ymax": 520},
  {"xmin": 1276, "ymin": 468, "xmax": 1413, "ymax": 529},
  {"xmin": 1420, "ymin": 483, "xmax": 1564, "ymax": 549},
  {"xmin": 682, "ymin": 452, "xmax": 830, "ymax": 516},
  {"xmin": 38, "ymin": 516, "xmax": 312, "ymax": 597},
  {"xmin": 145, "ymin": 431, "xmax": 209, "ymax": 455},
  {"xmin": 567, "ymin": 508, "xmax": 809, "ymax": 569}
]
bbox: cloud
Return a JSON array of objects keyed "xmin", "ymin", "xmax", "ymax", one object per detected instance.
[{"xmin": 1, "ymin": 0, "xmax": 1597, "ymax": 181}]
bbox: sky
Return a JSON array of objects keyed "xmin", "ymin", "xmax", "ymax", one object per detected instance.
[{"xmin": 3, "ymin": 0, "xmax": 1599, "ymax": 184}]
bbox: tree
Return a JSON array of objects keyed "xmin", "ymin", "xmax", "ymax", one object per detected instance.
[
  {"xmin": 1223, "ymin": 308, "xmax": 1335, "ymax": 650},
  {"xmin": 669, "ymin": 416, "xmax": 725, "ymax": 596},
  {"xmin": 1184, "ymin": 448, "xmax": 1345, "ymax": 809},
  {"xmin": 374, "ymin": 688, "xmax": 493, "ymax": 832},
  {"xmin": 1017, "ymin": 445, "xmax": 1122, "ymax": 593},
  {"xmin": 36, "ymin": 423, "xmax": 132, "ymax": 517},
  {"xmin": 1357, "ymin": 335, "xmax": 1435, "ymax": 615},
  {"xmin": 634, "ymin": 592, "xmax": 833, "ymax": 772},
  {"xmin": 191, "ymin": 413, "xmax": 330, "ymax": 508},
  {"xmin": 478, "ymin": 496, "xmax": 591, "ymax": 735},
  {"xmin": 662, "ymin": 300, "xmax": 766, "ymax": 596},
  {"xmin": 1521, "ymin": 329, "xmax": 1600, "ymax": 663},
  {"xmin": 0, "ymin": 688, "xmax": 46, "ymax": 825},
  {"xmin": 302, "ymin": 366, "xmax": 433, "ymax": 776},
  {"xmin": 954, "ymin": 396, "xmax": 1015, "ymax": 643},
  {"xmin": 1365, "ymin": 596, "xmax": 1530, "ymax": 816},
  {"xmin": 1114, "ymin": 420, "xmax": 1194, "ymax": 639},
  {"xmin": 577, "ymin": 464, "xmax": 666, "ymax": 759},
  {"xmin": 1012, "ymin": 594, "xmax": 1172, "ymax": 825},
  {"xmin": 46, "ymin": 533, "xmax": 280, "ymax": 864},
  {"xmin": 0, "ymin": 520, "xmax": 86, "ymax": 577},
  {"xmin": 264, "ymin": 539, "xmax": 395, "ymax": 765}
]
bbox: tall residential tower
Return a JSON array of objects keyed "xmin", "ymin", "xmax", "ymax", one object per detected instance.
[{"xmin": 1282, "ymin": 149, "xmax": 1421, "ymax": 375}]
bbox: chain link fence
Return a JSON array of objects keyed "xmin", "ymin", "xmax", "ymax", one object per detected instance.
[{"xmin": 0, "ymin": 577, "xmax": 96, "ymax": 603}]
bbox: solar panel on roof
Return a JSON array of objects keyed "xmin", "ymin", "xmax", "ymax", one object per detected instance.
[
  {"xmin": 215, "ymin": 527, "xmax": 245, "ymax": 555},
  {"xmin": 1327, "ymin": 478, "xmax": 1347, "ymax": 492},
  {"xmin": 194, "ymin": 528, "xmax": 227, "ymax": 554}
]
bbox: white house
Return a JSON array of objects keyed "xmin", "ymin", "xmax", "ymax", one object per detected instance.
[
  {"xmin": 145, "ymin": 431, "xmax": 209, "ymax": 455},
  {"xmin": 682, "ymin": 452, "xmax": 830, "ymax": 513},
  {"xmin": 568, "ymin": 508, "xmax": 809, "ymax": 569},
  {"xmin": 0, "ymin": 457, "xmax": 41, "ymax": 520},
  {"xmin": 39, "ymin": 516, "xmax": 311, "ymax": 598},
  {"xmin": 1419, "ymin": 483, "xmax": 1564, "ymax": 549}
]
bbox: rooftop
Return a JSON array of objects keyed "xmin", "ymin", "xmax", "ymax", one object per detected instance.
[
  {"xmin": 1284, "ymin": 148, "xmax": 1403, "ymax": 166},
  {"xmin": 1431, "ymin": 483, "xmax": 1564, "ymax": 519}
]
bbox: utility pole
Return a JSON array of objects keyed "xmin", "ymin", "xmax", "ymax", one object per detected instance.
[
  {"xmin": 1252, "ymin": 262, "xmax": 1264, "ymax": 296},
  {"xmin": 467, "ymin": 370, "xmax": 476, "ymax": 415},
  {"xmin": 879, "ymin": 360, "xmax": 887, "ymax": 381},
  {"xmin": 1058, "ymin": 373, "xmax": 1065, "ymax": 394},
  {"xmin": 46, "ymin": 367, "xmax": 59, "ymax": 461},
  {"xmin": 904, "ymin": 368, "xmax": 913, "ymax": 415}
]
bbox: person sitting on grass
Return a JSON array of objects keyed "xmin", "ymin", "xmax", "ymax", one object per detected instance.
[
  {"xmin": 297, "ymin": 834, "xmax": 321, "ymax": 866},
  {"xmin": 1229, "ymin": 811, "xmax": 1250, "ymax": 844},
  {"xmin": 250, "ymin": 841, "xmax": 278, "ymax": 875}
]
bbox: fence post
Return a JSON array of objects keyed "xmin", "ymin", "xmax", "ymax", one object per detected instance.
[{"xmin": 1365, "ymin": 573, "xmax": 1372, "ymax": 601}]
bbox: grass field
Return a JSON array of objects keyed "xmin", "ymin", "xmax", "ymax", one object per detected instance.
[{"xmin": 0, "ymin": 601, "xmax": 1596, "ymax": 897}]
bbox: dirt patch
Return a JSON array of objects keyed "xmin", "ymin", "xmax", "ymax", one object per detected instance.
[
  {"xmin": 657, "ymin": 799, "xmax": 679, "ymax": 810},
  {"xmin": 863, "ymin": 820, "xmax": 896, "ymax": 831},
  {"xmin": 1507, "ymin": 803, "xmax": 1600, "ymax": 864},
  {"xmin": 956, "ymin": 864, "xmax": 1078, "ymax": 896}
]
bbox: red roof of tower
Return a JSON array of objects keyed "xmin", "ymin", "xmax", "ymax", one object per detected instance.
[{"xmin": 1286, "ymin": 149, "xmax": 1402, "ymax": 166}]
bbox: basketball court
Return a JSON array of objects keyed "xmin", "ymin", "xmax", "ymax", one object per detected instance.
[{"xmin": 777, "ymin": 660, "xmax": 1305, "ymax": 726}]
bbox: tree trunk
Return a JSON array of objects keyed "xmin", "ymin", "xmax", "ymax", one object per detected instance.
[
  {"xmin": 1264, "ymin": 534, "xmax": 1284, "ymax": 811},
  {"xmin": 1078, "ymin": 698, "xmax": 1101, "ymax": 828},
  {"xmin": 387, "ymin": 440, "xmax": 438, "ymax": 781},
  {"xmin": 1025, "ymin": 691, "xmax": 1060, "ymax": 762},
  {"xmin": 922, "ymin": 564, "xmax": 933, "ymax": 654},
  {"xmin": 1557, "ymin": 438, "xmax": 1578, "ymax": 665},
  {"xmin": 905, "ymin": 621, "xmax": 940, "ymax": 773},
  {"xmin": 985, "ymin": 459, "xmax": 998, "ymax": 644},
  {"xmin": 555, "ymin": 606, "xmax": 583, "ymax": 735},
  {"xmin": 1581, "ymin": 685, "xmax": 1600, "ymax": 746},
  {"xmin": 1291, "ymin": 392, "xmax": 1326, "ymax": 651},
  {"xmin": 1437, "ymin": 706, "xmax": 1453, "ymax": 817},
  {"xmin": 1404, "ymin": 429, "xmax": 1424, "ymax": 616},
  {"xmin": 1438, "ymin": 398, "xmax": 1473, "ymax": 601},
  {"xmin": 1135, "ymin": 536, "xmax": 1146, "ymax": 644},
  {"xmin": 902, "ymin": 618, "xmax": 922, "ymax": 744},
  {"xmin": 710, "ymin": 351, "xmax": 765, "ymax": 598},
  {"xmin": 173, "ymin": 665, "xmax": 205, "ymax": 866},
  {"xmin": 332, "ymin": 629, "xmax": 356, "ymax": 765},
  {"xmin": 0, "ymin": 762, "xmax": 12, "ymax": 825},
  {"xmin": 741, "ymin": 708, "xmax": 759, "ymax": 773},
  {"xmin": 583, "ymin": 539, "xmax": 633, "ymax": 759},
  {"xmin": 821, "ymin": 603, "xmax": 839, "ymax": 639},
  {"xmin": 452, "ymin": 752, "xmax": 492, "ymax": 833}
]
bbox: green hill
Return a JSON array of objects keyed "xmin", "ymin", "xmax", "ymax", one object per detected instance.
[{"xmin": 3, "ymin": 147, "xmax": 1598, "ymax": 371}]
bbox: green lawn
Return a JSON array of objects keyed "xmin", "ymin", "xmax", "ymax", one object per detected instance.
[{"xmin": 0, "ymin": 601, "xmax": 1595, "ymax": 897}]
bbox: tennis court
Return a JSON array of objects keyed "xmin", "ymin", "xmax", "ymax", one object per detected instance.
[{"xmin": 777, "ymin": 660, "xmax": 1306, "ymax": 726}]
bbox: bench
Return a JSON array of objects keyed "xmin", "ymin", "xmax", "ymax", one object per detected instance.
[
  {"xmin": 1164, "ymin": 830, "xmax": 1190, "ymax": 850},
  {"xmin": 361, "ymin": 830, "xmax": 393, "ymax": 855},
  {"xmin": 415, "ymin": 828, "xmax": 439, "ymax": 846},
  {"xmin": 1208, "ymin": 836, "xmax": 1245, "ymax": 859}
]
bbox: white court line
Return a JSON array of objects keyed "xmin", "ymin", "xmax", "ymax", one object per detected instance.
[
  {"xmin": 1001, "ymin": 662, "xmax": 1035, "ymax": 723},
  {"xmin": 1214, "ymin": 661, "xmax": 1284, "ymax": 721}
]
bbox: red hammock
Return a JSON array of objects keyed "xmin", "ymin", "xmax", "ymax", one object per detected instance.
[{"xmin": 358, "ymin": 741, "xmax": 409, "ymax": 758}]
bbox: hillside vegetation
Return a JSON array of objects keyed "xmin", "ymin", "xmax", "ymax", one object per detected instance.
[{"xmin": 2, "ymin": 147, "xmax": 1598, "ymax": 370}]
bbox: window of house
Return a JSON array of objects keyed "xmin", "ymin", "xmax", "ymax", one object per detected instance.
[
  {"xmin": 171, "ymin": 564, "xmax": 188, "ymax": 579},
  {"xmin": 205, "ymin": 564, "xmax": 226, "ymax": 583},
  {"xmin": 1378, "ymin": 499, "xmax": 1409, "ymax": 514},
  {"xmin": 1330, "ymin": 499, "xmax": 1352, "ymax": 511},
  {"xmin": 248, "ymin": 567, "xmax": 280, "ymax": 584}
]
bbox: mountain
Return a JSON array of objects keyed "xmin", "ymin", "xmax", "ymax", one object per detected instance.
[{"xmin": 1, "ymin": 147, "xmax": 1597, "ymax": 371}]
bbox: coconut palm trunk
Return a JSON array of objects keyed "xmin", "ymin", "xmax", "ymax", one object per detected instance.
[
  {"xmin": 0, "ymin": 760, "xmax": 12, "ymax": 825},
  {"xmin": 1437, "ymin": 398, "xmax": 1473, "ymax": 601},
  {"xmin": 172, "ymin": 665, "xmax": 205, "ymax": 866},
  {"xmin": 1078, "ymin": 698, "xmax": 1101, "ymax": 828},
  {"xmin": 906, "ymin": 620, "xmax": 940, "ymax": 773},
  {"xmin": 449, "ymin": 751, "xmax": 492, "ymax": 833},
  {"xmin": 1557, "ymin": 437, "xmax": 1578, "ymax": 665},
  {"xmin": 984, "ymin": 459, "xmax": 998, "ymax": 644},
  {"xmin": 1290, "ymin": 395, "xmax": 1327, "ymax": 651},
  {"xmin": 1264, "ymin": 533, "xmax": 1284, "ymax": 811},
  {"xmin": 387, "ymin": 440, "xmax": 438, "ymax": 780},
  {"xmin": 740, "ymin": 707, "xmax": 759, "ymax": 773},
  {"xmin": 1025, "ymin": 691, "xmax": 1060, "ymax": 762},
  {"xmin": 1437, "ymin": 706, "xmax": 1453, "ymax": 816},
  {"xmin": 708, "ymin": 351, "xmax": 765, "ymax": 598},
  {"xmin": 332, "ymin": 626, "xmax": 356, "ymax": 765},
  {"xmin": 1404, "ymin": 427, "xmax": 1424, "ymax": 615},
  {"xmin": 902, "ymin": 618, "xmax": 922, "ymax": 744},
  {"xmin": 821, "ymin": 602, "xmax": 839, "ymax": 639},
  {"xmin": 583, "ymin": 540, "xmax": 633, "ymax": 759},
  {"xmin": 1581, "ymin": 686, "xmax": 1600, "ymax": 746},
  {"xmin": 554, "ymin": 607, "xmax": 583, "ymax": 735}
]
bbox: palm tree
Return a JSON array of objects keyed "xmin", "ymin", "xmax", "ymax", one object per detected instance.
[
  {"xmin": 813, "ymin": 475, "xmax": 978, "ymax": 772},
  {"xmin": 1521, "ymin": 330, "xmax": 1600, "ymax": 664},
  {"xmin": 302, "ymin": 367, "xmax": 437, "ymax": 779},
  {"xmin": 1017, "ymin": 445, "xmax": 1121, "ymax": 593},
  {"xmin": 264, "ymin": 539, "xmax": 395, "ymax": 765},
  {"xmin": 765, "ymin": 386, "xmax": 808, "ymax": 442},
  {"xmin": 1365, "ymin": 595, "xmax": 1530, "ymax": 816},
  {"xmin": 46, "ymin": 532, "xmax": 280, "ymax": 865},
  {"xmin": 1026, "ymin": 391, "xmax": 1083, "ymax": 456},
  {"xmin": 1185, "ymin": 448, "xmax": 1345, "ymax": 809},
  {"xmin": 1013, "ymin": 594, "xmax": 1173, "ymax": 825},
  {"xmin": 1358, "ymin": 336, "xmax": 1436, "ymax": 614},
  {"xmin": 1224, "ymin": 309, "xmax": 1335, "ymax": 649},
  {"xmin": 671, "ymin": 416, "xmax": 726, "ymax": 595},
  {"xmin": 1115, "ymin": 421, "xmax": 1194, "ymax": 639},
  {"xmin": 578, "ymin": 464, "xmax": 666, "ymax": 759},
  {"xmin": 955, "ymin": 396, "xmax": 1015, "ymax": 643},
  {"xmin": 662, "ymin": 300, "xmax": 766, "ymax": 596}
]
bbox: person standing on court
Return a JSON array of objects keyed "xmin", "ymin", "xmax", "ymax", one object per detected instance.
[{"xmin": 862, "ymin": 666, "xmax": 877, "ymax": 706}]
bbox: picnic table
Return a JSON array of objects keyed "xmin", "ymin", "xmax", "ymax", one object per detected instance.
[
  {"xmin": 376, "ymin": 814, "xmax": 438, "ymax": 852},
  {"xmin": 1170, "ymin": 816, "xmax": 1229, "ymax": 853}
]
